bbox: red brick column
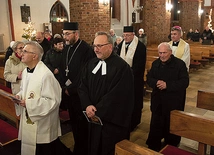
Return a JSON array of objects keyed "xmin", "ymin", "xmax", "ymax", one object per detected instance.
[{"xmin": 69, "ymin": 0, "xmax": 111, "ymax": 45}]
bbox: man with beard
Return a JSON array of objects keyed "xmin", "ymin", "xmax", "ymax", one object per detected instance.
[{"xmin": 60, "ymin": 22, "xmax": 94, "ymax": 155}]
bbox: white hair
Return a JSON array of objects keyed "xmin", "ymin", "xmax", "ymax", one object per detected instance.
[{"xmin": 139, "ymin": 28, "xmax": 144, "ymax": 33}]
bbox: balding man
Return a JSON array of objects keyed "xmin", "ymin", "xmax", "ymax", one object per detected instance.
[
  {"xmin": 146, "ymin": 42, "xmax": 189, "ymax": 151},
  {"xmin": 109, "ymin": 29, "xmax": 117, "ymax": 44},
  {"xmin": 35, "ymin": 31, "xmax": 51, "ymax": 61}
]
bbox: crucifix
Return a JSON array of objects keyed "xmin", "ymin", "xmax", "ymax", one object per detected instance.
[{"xmin": 65, "ymin": 66, "xmax": 69, "ymax": 76}]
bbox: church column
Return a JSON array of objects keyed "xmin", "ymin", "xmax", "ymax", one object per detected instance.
[
  {"xmin": 69, "ymin": 0, "xmax": 111, "ymax": 45},
  {"xmin": 141, "ymin": 0, "xmax": 171, "ymax": 45},
  {"xmin": 178, "ymin": 0, "xmax": 202, "ymax": 39}
]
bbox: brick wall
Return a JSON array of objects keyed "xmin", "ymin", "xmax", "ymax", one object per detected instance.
[
  {"xmin": 179, "ymin": 1, "xmax": 201, "ymax": 39},
  {"xmin": 69, "ymin": 0, "xmax": 111, "ymax": 45},
  {"xmin": 141, "ymin": 0, "xmax": 171, "ymax": 45},
  {"xmin": 68, "ymin": 0, "xmax": 214, "ymax": 45}
]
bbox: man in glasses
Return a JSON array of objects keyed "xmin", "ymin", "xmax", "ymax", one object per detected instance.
[
  {"xmin": 14, "ymin": 41, "xmax": 65, "ymax": 155},
  {"xmin": 169, "ymin": 26, "xmax": 190, "ymax": 71},
  {"xmin": 59, "ymin": 22, "xmax": 94, "ymax": 155},
  {"xmin": 78, "ymin": 31, "xmax": 134, "ymax": 155},
  {"xmin": 117, "ymin": 26, "xmax": 146, "ymax": 131}
]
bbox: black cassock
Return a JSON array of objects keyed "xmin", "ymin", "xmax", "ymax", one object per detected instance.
[{"xmin": 78, "ymin": 52, "xmax": 134, "ymax": 155}]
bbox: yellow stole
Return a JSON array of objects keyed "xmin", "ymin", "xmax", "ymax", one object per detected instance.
[{"xmin": 169, "ymin": 39, "xmax": 186, "ymax": 59}]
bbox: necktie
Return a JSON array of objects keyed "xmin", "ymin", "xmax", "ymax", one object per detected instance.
[{"xmin": 92, "ymin": 61, "xmax": 107, "ymax": 75}]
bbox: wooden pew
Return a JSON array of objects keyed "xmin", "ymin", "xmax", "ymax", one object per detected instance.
[
  {"xmin": 0, "ymin": 67, "xmax": 6, "ymax": 86},
  {"xmin": 190, "ymin": 45, "xmax": 214, "ymax": 62},
  {"xmin": 197, "ymin": 90, "xmax": 214, "ymax": 111},
  {"xmin": 160, "ymin": 110, "xmax": 214, "ymax": 155},
  {"xmin": 196, "ymin": 90, "xmax": 214, "ymax": 154},
  {"xmin": 189, "ymin": 52, "xmax": 202, "ymax": 70},
  {"xmin": 115, "ymin": 139, "xmax": 163, "ymax": 155},
  {"xmin": 0, "ymin": 89, "xmax": 19, "ymax": 128},
  {"xmin": 147, "ymin": 47, "xmax": 159, "ymax": 57}
]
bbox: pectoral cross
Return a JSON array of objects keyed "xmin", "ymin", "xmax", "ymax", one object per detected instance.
[{"xmin": 65, "ymin": 66, "xmax": 69, "ymax": 76}]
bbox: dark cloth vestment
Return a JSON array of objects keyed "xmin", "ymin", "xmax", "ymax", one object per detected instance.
[
  {"xmin": 36, "ymin": 138, "xmax": 72, "ymax": 155},
  {"xmin": 201, "ymin": 29, "xmax": 213, "ymax": 45},
  {"xmin": 40, "ymin": 38, "xmax": 51, "ymax": 61},
  {"xmin": 78, "ymin": 52, "xmax": 134, "ymax": 155},
  {"xmin": 146, "ymin": 55, "xmax": 189, "ymax": 151},
  {"xmin": 44, "ymin": 48, "xmax": 63, "ymax": 86},
  {"xmin": 117, "ymin": 40, "xmax": 146, "ymax": 131},
  {"xmin": 60, "ymin": 39, "xmax": 94, "ymax": 155}
]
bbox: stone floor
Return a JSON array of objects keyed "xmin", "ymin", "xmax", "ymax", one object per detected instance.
[{"xmin": 60, "ymin": 62, "xmax": 214, "ymax": 154}]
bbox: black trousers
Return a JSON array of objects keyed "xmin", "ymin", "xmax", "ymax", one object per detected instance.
[
  {"xmin": 88, "ymin": 122, "xmax": 129, "ymax": 155},
  {"xmin": 146, "ymin": 111, "xmax": 181, "ymax": 151},
  {"xmin": 67, "ymin": 94, "xmax": 89, "ymax": 155},
  {"xmin": 36, "ymin": 138, "xmax": 72, "ymax": 155}
]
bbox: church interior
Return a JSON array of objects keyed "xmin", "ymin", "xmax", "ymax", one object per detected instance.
[{"xmin": 1, "ymin": 0, "xmax": 214, "ymax": 154}]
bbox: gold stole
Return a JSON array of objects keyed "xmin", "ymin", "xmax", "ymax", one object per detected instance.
[{"xmin": 169, "ymin": 39, "xmax": 185, "ymax": 59}]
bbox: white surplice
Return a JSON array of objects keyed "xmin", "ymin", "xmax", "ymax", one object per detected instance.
[{"xmin": 15, "ymin": 61, "xmax": 62, "ymax": 155}]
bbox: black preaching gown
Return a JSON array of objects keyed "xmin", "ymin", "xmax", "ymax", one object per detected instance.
[{"xmin": 78, "ymin": 52, "xmax": 135, "ymax": 155}]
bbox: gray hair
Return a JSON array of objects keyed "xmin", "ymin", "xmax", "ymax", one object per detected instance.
[
  {"xmin": 12, "ymin": 41, "xmax": 24, "ymax": 52},
  {"xmin": 139, "ymin": 28, "xmax": 144, "ymax": 33},
  {"xmin": 25, "ymin": 41, "xmax": 44, "ymax": 61},
  {"xmin": 158, "ymin": 42, "xmax": 172, "ymax": 51},
  {"xmin": 95, "ymin": 31, "xmax": 113, "ymax": 45}
]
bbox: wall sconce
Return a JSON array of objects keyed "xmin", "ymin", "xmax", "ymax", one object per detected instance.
[
  {"xmin": 100, "ymin": 0, "xmax": 108, "ymax": 6},
  {"xmin": 166, "ymin": 2, "xmax": 173, "ymax": 12},
  {"xmin": 177, "ymin": 10, "xmax": 181, "ymax": 14}
]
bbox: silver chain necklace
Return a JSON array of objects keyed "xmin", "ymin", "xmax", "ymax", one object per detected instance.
[{"xmin": 65, "ymin": 40, "xmax": 82, "ymax": 76}]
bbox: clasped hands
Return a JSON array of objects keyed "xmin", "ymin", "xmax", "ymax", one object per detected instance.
[
  {"xmin": 156, "ymin": 80, "xmax": 166, "ymax": 90},
  {"xmin": 86, "ymin": 105, "xmax": 97, "ymax": 118}
]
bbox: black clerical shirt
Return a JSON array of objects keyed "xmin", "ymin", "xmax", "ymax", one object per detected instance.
[{"xmin": 172, "ymin": 41, "xmax": 179, "ymax": 46}]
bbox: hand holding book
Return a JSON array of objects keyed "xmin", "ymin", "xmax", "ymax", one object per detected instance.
[{"xmin": 83, "ymin": 111, "xmax": 103, "ymax": 125}]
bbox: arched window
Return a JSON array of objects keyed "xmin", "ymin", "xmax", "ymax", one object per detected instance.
[
  {"xmin": 50, "ymin": 1, "xmax": 69, "ymax": 36},
  {"xmin": 111, "ymin": 0, "xmax": 121, "ymax": 21},
  {"xmin": 50, "ymin": 1, "xmax": 68, "ymax": 22}
]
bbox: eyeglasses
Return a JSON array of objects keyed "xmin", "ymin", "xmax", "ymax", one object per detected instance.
[
  {"xmin": 21, "ymin": 50, "xmax": 36, "ymax": 54},
  {"xmin": 62, "ymin": 32, "xmax": 75, "ymax": 36},
  {"xmin": 122, "ymin": 34, "xmax": 133, "ymax": 38},
  {"xmin": 93, "ymin": 43, "xmax": 110, "ymax": 49}
]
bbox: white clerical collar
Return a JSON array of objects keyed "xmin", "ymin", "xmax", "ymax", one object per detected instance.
[{"xmin": 92, "ymin": 60, "xmax": 106, "ymax": 75}]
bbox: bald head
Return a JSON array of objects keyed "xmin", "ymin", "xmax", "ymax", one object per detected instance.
[{"xmin": 35, "ymin": 32, "xmax": 45, "ymax": 43}]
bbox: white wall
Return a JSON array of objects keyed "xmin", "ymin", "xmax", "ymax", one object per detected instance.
[
  {"xmin": 0, "ymin": 0, "xmax": 12, "ymax": 51},
  {"xmin": 0, "ymin": 0, "xmax": 69, "ymax": 51},
  {"xmin": 110, "ymin": 0, "xmax": 141, "ymax": 37}
]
